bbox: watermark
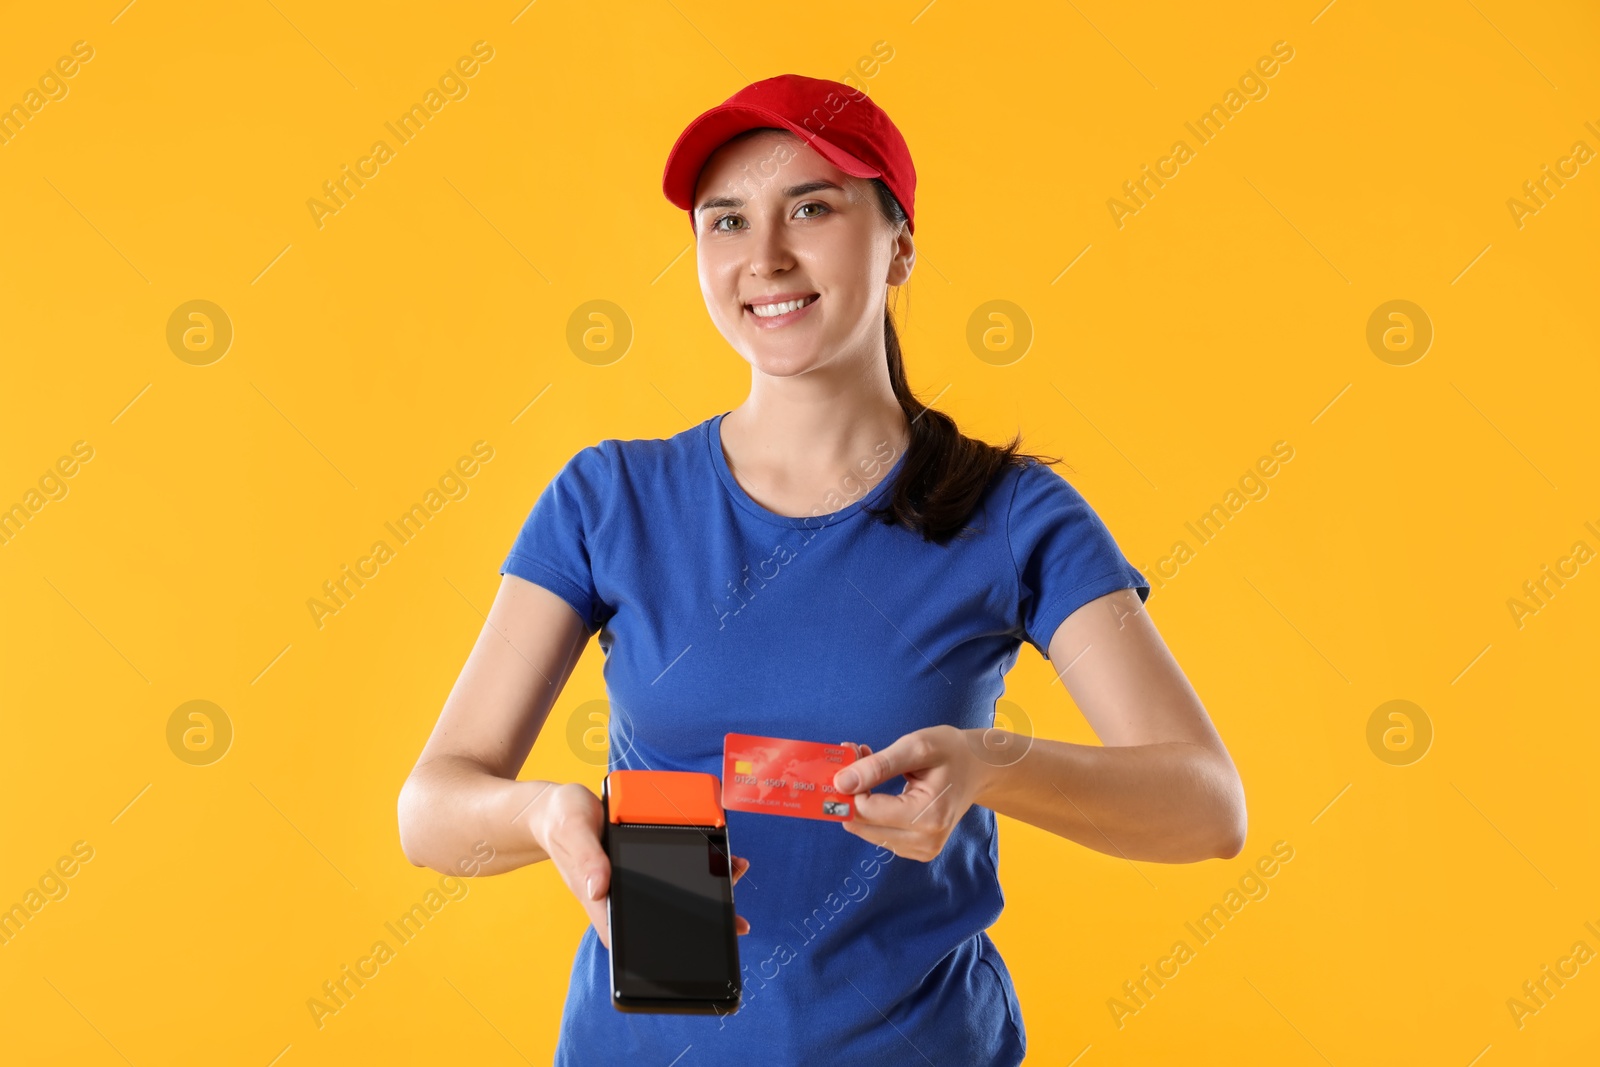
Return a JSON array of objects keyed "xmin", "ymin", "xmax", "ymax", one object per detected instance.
[
  {"xmin": 785, "ymin": 41, "xmax": 895, "ymax": 150},
  {"xmin": 697, "ymin": 40, "xmax": 895, "ymax": 224},
  {"xmin": 166, "ymin": 700, "xmax": 234, "ymax": 766},
  {"xmin": 965, "ymin": 698, "xmax": 1035, "ymax": 769},
  {"xmin": 835, "ymin": 40, "xmax": 895, "ymax": 97},
  {"xmin": 0, "ymin": 40, "xmax": 95, "ymax": 148},
  {"xmin": 1365, "ymin": 299, "xmax": 1432, "ymax": 366},
  {"xmin": 1, "ymin": 440, "xmax": 95, "ymax": 548},
  {"xmin": 715, "ymin": 841, "xmax": 897, "ymax": 1029},
  {"xmin": 166, "ymin": 299, "xmax": 233, "ymax": 365},
  {"xmin": 1506, "ymin": 522, "xmax": 1596, "ymax": 629},
  {"xmin": 1505, "ymin": 919, "xmax": 1599, "ymax": 1030},
  {"xmin": 0, "ymin": 840, "xmax": 95, "ymax": 948},
  {"xmin": 564, "ymin": 698, "xmax": 640, "ymax": 767},
  {"xmin": 1108, "ymin": 839, "xmax": 1295, "ymax": 1029},
  {"xmin": 1108, "ymin": 41, "xmax": 1295, "ymax": 229},
  {"xmin": 702, "ymin": 134, "xmax": 798, "ymax": 221},
  {"xmin": 306, "ymin": 841, "xmax": 495, "ymax": 1029},
  {"xmin": 711, "ymin": 437, "xmax": 900, "ymax": 630},
  {"xmin": 307, "ymin": 441, "xmax": 495, "ymax": 629},
  {"xmin": 565, "ymin": 300, "xmax": 632, "ymax": 365},
  {"xmin": 1365, "ymin": 699, "xmax": 1432, "ymax": 766},
  {"xmin": 1506, "ymin": 121, "xmax": 1599, "ymax": 230},
  {"xmin": 966, "ymin": 300, "xmax": 1034, "ymax": 366},
  {"xmin": 307, "ymin": 41, "xmax": 495, "ymax": 230},
  {"xmin": 1138, "ymin": 441, "xmax": 1294, "ymax": 591},
  {"xmin": 566, "ymin": 699, "xmax": 611, "ymax": 765}
]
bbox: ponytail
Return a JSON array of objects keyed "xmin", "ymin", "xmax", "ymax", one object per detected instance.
[{"xmin": 870, "ymin": 296, "xmax": 1060, "ymax": 543}]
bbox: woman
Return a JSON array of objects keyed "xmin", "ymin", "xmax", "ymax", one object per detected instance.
[{"xmin": 398, "ymin": 73, "xmax": 1245, "ymax": 1064}]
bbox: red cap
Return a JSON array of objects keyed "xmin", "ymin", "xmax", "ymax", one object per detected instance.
[{"xmin": 662, "ymin": 74, "xmax": 916, "ymax": 235}]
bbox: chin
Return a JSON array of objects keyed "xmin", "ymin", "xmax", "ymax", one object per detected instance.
[{"xmin": 744, "ymin": 347, "xmax": 823, "ymax": 377}]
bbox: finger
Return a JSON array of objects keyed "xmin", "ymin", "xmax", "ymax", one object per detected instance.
[
  {"xmin": 580, "ymin": 861, "xmax": 612, "ymax": 951},
  {"xmin": 543, "ymin": 821, "xmax": 612, "ymax": 948},
  {"xmin": 850, "ymin": 782, "xmax": 951, "ymax": 830},
  {"xmin": 572, "ymin": 872, "xmax": 609, "ymax": 951},
  {"xmin": 730, "ymin": 855, "xmax": 751, "ymax": 936},
  {"xmin": 833, "ymin": 730, "xmax": 931, "ymax": 794},
  {"xmin": 840, "ymin": 815, "xmax": 939, "ymax": 861},
  {"xmin": 547, "ymin": 827, "xmax": 611, "ymax": 905}
]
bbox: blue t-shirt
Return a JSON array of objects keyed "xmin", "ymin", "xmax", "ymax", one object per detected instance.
[{"xmin": 500, "ymin": 411, "xmax": 1150, "ymax": 1065}]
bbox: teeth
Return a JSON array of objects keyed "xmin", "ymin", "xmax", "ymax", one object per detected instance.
[{"xmin": 749, "ymin": 295, "xmax": 816, "ymax": 318}]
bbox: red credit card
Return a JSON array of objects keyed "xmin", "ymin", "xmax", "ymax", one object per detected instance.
[{"xmin": 721, "ymin": 732, "xmax": 860, "ymax": 822}]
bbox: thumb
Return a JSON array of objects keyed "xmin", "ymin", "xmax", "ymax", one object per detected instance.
[
  {"xmin": 558, "ymin": 829, "xmax": 610, "ymax": 901},
  {"xmin": 583, "ymin": 852, "xmax": 610, "ymax": 901},
  {"xmin": 834, "ymin": 733, "xmax": 919, "ymax": 794}
]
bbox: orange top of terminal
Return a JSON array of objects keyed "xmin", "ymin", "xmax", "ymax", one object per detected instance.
[{"xmin": 607, "ymin": 770, "xmax": 726, "ymax": 827}]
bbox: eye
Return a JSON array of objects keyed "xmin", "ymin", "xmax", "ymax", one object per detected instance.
[{"xmin": 709, "ymin": 201, "xmax": 828, "ymax": 232}]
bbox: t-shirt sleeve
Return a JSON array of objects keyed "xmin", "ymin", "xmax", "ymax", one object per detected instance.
[
  {"xmin": 499, "ymin": 445, "xmax": 609, "ymax": 634},
  {"xmin": 1008, "ymin": 460, "xmax": 1150, "ymax": 659}
]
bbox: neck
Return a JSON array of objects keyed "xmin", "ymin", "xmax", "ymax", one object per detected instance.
[{"xmin": 723, "ymin": 355, "xmax": 909, "ymax": 478}]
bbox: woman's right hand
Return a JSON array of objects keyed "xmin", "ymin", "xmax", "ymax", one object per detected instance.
[
  {"xmin": 534, "ymin": 783, "xmax": 614, "ymax": 947},
  {"xmin": 533, "ymin": 782, "xmax": 752, "ymax": 950}
]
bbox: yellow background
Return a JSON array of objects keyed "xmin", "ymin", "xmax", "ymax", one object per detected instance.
[{"xmin": 2, "ymin": 0, "xmax": 1597, "ymax": 1063}]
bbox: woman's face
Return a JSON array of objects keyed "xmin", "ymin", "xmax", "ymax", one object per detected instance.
[{"xmin": 692, "ymin": 129, "xmax": 913, "ymax": 379}]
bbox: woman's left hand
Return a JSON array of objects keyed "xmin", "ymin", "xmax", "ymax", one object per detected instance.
[{"xmin": 832, "ymin": 725, "xmax": 992, "ymax": 862}]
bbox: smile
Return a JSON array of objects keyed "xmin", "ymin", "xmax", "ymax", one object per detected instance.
[{"xmin": 745, "ymin": 293, "xmax": 819, "ymax": 327}]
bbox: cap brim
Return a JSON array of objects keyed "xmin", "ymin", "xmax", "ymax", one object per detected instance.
[{"xmin": 662, "ymin": 102, "xmax": 882, "ymax": 213}]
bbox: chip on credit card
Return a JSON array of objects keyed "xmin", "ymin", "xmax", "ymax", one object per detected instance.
[{"xmin": 721, "ymin": 732, "xmax": 860, "ymax": 822}]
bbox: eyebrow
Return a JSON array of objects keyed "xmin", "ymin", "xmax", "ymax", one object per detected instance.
[{"xmin": 695, "ymin": 179, "xmax": 845, "ymax": 215}]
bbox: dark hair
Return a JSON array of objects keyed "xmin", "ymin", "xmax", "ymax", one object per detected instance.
[
  {"xmin": 692, "ymin": 128, "xmax": 1062, "ymax": 545},
  {"xmin": 862, "ymin": 177, "xmax": 1062, "ymax": 545}
]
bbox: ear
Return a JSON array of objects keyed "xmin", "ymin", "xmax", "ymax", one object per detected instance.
[{"xmin": 886, "ymin": 225, "xmax": 915, "ymax": 287}]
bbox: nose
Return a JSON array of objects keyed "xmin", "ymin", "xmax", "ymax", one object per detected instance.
[{"xmin": 747, "ymin": 213, "xmax": 796, "ymax": 279}]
